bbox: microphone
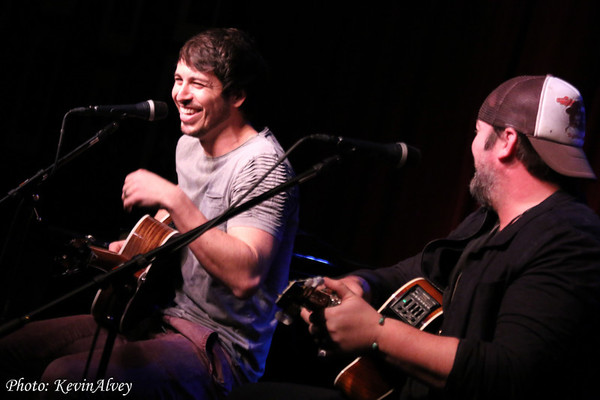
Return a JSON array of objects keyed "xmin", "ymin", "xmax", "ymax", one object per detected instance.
[
  {"xmin": 70, "ymin": 100, "xmax": 169, "ymax": 121},
  {"xmin": 310, "ymin": 134, "xmax": 421, "ymax": 168}
]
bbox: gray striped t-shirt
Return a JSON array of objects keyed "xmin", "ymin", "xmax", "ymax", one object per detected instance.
[{"xmin": 164, "ymin": 128, "xmax": 298, "ymax": 383}]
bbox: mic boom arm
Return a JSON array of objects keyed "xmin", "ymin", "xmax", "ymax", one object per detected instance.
[{"xmin": 0, "ymin": 121, "xmax": 120, "ymax": 206}]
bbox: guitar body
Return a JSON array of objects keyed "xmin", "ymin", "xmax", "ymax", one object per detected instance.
[
  {"xmin": 89, "ymin": 214, "xmax": 179, "ymax": 335},
  {"xmin": 333, "ymin": 278, "xmax": 444, "ymax": 400}
]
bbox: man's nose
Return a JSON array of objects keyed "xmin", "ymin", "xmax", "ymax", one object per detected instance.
[{"xmin": 175, "ymin": 82, "xmax": 192, "ymax": 101}]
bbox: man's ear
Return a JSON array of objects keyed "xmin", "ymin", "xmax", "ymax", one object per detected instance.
[
  {"xmin": 231, "ymin": 90, "xmax": 247, "ymax": 108},
  {"xmin": 497, "ymin": 127, "xmax": 519, "ymax": 161}
]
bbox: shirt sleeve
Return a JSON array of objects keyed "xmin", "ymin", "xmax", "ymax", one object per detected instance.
[{"xmin": 227, "ymin": 153, "xmax": 297, "ymax": 241}]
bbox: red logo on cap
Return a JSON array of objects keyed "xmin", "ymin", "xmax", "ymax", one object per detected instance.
[{"xmin": 556, "ymin": 96, "xmax": 575, "ymax": 107}]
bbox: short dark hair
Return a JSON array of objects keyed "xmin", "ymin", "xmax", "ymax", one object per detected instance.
[
  {"xmin": 489, "ymin": 126, "xmax": 579, "ymax": 191},
  {"xmin": 178, "ymin": 28, "xmax": 268, "ymax": 112}
]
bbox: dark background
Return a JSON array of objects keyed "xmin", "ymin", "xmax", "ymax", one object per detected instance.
[{"xmin": 0, "ymin": 0, "xmax": 599, "ymax": 384}]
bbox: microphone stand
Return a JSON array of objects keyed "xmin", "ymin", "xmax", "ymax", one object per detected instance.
[
  {"xmin": 0, "ymin": 121, "xmax": 120, "ymax": 323},
  {"xmin": 0, "ymin": 152, "xmax": 342, "ymax": 338},
  {"xmin": 0, "ymin": 121, "xmax": 120, "ymax": 207}
]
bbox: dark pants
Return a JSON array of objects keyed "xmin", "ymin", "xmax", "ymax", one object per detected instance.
[{"xmin": 0, "ymin": 314, "xmax": 235, "ymax": 399}]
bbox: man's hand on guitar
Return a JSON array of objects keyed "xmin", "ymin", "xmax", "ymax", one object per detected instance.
[
  {"xmin": 302, "ymin": 277, "xmax": 383, "ymax": 355},
  {"xmin": 121, "ymin": 169, "xmax": 181, "ymax": 212},
  {"xmin": 337, "ymin": 275, "xmax": 371, "ymax": 301},
  {"xmin": 108, "ymin": 239, "xmax": 126, "ymax": 253}
]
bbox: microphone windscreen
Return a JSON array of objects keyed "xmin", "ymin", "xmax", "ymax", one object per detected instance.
[{"xmin": 150, "ymin": 100, "xmax": 169, "ymax": 121}]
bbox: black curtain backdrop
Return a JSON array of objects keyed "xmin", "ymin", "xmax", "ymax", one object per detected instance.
[{"xmin": 0, "ymin": 1, "xmax": 599, "ymax": 323}]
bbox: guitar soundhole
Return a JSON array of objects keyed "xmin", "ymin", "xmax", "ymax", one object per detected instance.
[{"xmin": 388, "ymin": 285, "xmax": 440, "ymax": 328}]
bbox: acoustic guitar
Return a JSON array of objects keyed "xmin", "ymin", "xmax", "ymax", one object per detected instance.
[
  {"xmin": 276, "ymin": 277, "xmax": 443, "ymax": 400},
  {"xmin": 88, "ymin": 214, "xmax": 179, "ymax": 335}
]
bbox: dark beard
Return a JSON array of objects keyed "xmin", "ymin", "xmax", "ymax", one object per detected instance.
[{"xmin": 469, "ymin": 167, "xmax": 496, "ymax": 208}]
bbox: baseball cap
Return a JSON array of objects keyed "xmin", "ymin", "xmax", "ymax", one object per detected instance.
[{"xmin": 478, "ymin": 75, "xmax": 595, "ymax": 179}]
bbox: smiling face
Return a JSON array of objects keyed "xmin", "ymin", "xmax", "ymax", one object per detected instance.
[{"xmin": 171, "ymin": 61, "xmax": 235, "ymax": 141}]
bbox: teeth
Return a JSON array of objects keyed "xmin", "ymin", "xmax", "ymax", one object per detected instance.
[{"xmin": 180, "ymin": 107, "xmax": 199, "ymax": 115}]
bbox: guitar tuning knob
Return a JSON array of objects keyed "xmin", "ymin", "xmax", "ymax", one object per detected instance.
[
  {"xmin": 275, "ymin": 310, "xmax": 294, "ymax": 326},
  {"xmin": 305, "ymin": 276, "xmax": 325, "ymax": 288}
]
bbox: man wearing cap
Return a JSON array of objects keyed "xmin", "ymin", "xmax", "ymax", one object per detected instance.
[{"xmin": 229, "ymin": 75, "xmax": 600, "ymax": 400}]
